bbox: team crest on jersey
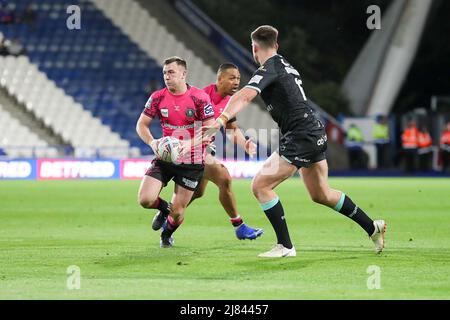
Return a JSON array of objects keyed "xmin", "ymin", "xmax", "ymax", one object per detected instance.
[
  {"xmin": 185, "ymin": 108, "xmax": 195, "ymax": 118},
  {"xmin": 161, "ymin": 108, "xmax": 169, "ymax": 117},
  {"xmin": 203, "ymin": 103, "xmax": 214, "ymax": 117}
]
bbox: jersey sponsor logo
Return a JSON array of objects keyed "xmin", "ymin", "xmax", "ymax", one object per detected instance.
[
  {"xmin": 185, "ymin": 108, "xmax": 195, "ymax": 118},
  {"xmin": 203, "ymin": 103, "xmax": 214, "ymax": 117},
  {"xmin": 285, "ymin": 66, "xmax": 300, "ymax": 76},
  {"xmin": 182, "ymin": 177, "xmax": 198, "ymax": 189},
  {"xmin": 163, "ymin": 123, "xmax": 195, "ymax": 130},
  {"xmin": 249, "ymin": 75, "xmax": 264, "ymax": 85},
  {"xmin": 317, "ymin": 135, "xmax": 328, "ymax": 146},
  {"xmin": 144, "ymin": 97, "xmax": 152, "ymax": 109},
  {"xmin": 174, "ymin": 105, "xmax": 180, "ymax": 111},
  {"xmin": 294, "ymin": 157, "xmax": 311, "ymax": 163},
  {"xmin": 161, "ymin": 108, "xmax": 169, "ymax": 117}
]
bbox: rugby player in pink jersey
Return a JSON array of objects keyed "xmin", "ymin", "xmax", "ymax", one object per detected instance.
[
  {"xmin": 152, "ymin": 63, "xmax": 264, "ymax": 240},
  {"xmin": 136, "ymin": 56, "xmax": 215, "ymax": 248}
]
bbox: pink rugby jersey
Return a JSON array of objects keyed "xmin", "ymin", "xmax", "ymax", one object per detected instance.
[
  {"xmin": 203, "ymin": 84, "xmax": 231, "ymax": 118},
  {"xmin": 143, "ymin": 85, "xmax": 215, "ymax": 164}
]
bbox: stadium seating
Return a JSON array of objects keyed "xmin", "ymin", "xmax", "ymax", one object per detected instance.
[
  {"xmin": 0, "ymin": 0, "xmax": 162, "ymax": 155},
  {"xmin": 0, "ymin": 55, "xmax": 131, "ymax": 158},
  {"xmin": 0, "ymin": 101, "xmax": 57, "ymax": 158},
  {"xmin": 91, "ymin": 0, "xmax": 215, "ymax": 88},
  {"xmin": 0, "ymin": 0, "xmax": 276, "ymax": 158}
]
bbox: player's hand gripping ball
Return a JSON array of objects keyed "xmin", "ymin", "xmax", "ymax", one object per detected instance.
[{"xmin": 153, "ymin": 136, "xmax": 181, "ymax": 163}]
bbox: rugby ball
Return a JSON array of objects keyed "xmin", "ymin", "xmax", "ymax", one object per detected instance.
[{"xmin": 157, "ymin": 136, "xmax": 181, "ymax": 163}]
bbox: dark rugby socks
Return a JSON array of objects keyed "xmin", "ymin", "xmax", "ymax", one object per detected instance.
[
  {"xmin": 230, "ymin": 216, "xmax": 244, "ymax": 228},
  {"xmin": 334, "ymin": 193, "xmax": 375, "ymax": 236},
  {"xmin": 261, "ymin": 197, "xmax": 293, "ymax": 249},
  {"xmin": 162, "ymin": 215, "xmax": 183, "ymax": 237},
  {"xmin": 151, "ymin": 197, "xmax": 171, "ymax": 215}
]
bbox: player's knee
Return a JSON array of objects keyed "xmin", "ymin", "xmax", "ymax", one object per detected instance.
[
  {"xmin": 138, "ymin": 196, "xmax": 149, "ymax": 208},
  {"xmin": 138, "ymin": 195, "xmax": 157, "ymax": 209},
  {"xmin": 252, "ymin": 186, "xmax": 259, "ymax": 199},
  {"xmin": 251, "ymin": 181, "xmax": 266, "ymax": 201}
]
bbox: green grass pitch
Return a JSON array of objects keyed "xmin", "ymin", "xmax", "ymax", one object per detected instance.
[{"xmin": 1, "ymin": 178, "xmax": 449, "ymax": 299}]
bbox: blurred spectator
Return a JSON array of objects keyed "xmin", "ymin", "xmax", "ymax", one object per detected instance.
[
  {"xmin": 440, "ymin": 121, "xmax": 450, "ymax": 173},
  {"xmin": 401, "ymin": 119, "xmax": 419, "ymax": 173},
  {"xmin": 19, "ymin": 4, "xmax": 37, "ymax": 28},
  {"xmin": 4, "ymin": 38, "xmax": 26, "ymax": 56},
  {"xmin": 0, "ymin": 38, "xmax": 8, "ymax": 56},
  {"xmin": 346, "ymin": 123, "xmax": 367, "ymax": 169},
  {"xmin": 372, "ymin": 115, "xmax": 390, "ymax": 169},
  {"xmin": 0, "ymin": 3, "xmax": 15, "ymax": 24},
  {"xmin": 417, "ymin": 125, "xmax": 433, "ymax": 171}
]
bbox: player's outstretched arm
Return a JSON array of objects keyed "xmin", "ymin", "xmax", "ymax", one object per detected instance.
[
  {"xmin": 202, "ymin": 88, "xmax": 258, "ymax": 141},
  {"xmin": 219, "ymin": 87, "xmax": 258, "ymax": 125}
]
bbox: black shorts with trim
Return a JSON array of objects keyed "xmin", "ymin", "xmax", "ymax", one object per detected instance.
[
  {"xmin": 145, "ymin": 159, "xmax": 204, "ymax": 191},
  {"xmin": 278, "ymin": 131, "xmax": 328, "ymax": 169}
]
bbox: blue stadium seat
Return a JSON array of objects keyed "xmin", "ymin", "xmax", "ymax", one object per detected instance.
[{"xmin": 0, "ymin": 0, "xmax": 162, "ymax": 151}]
